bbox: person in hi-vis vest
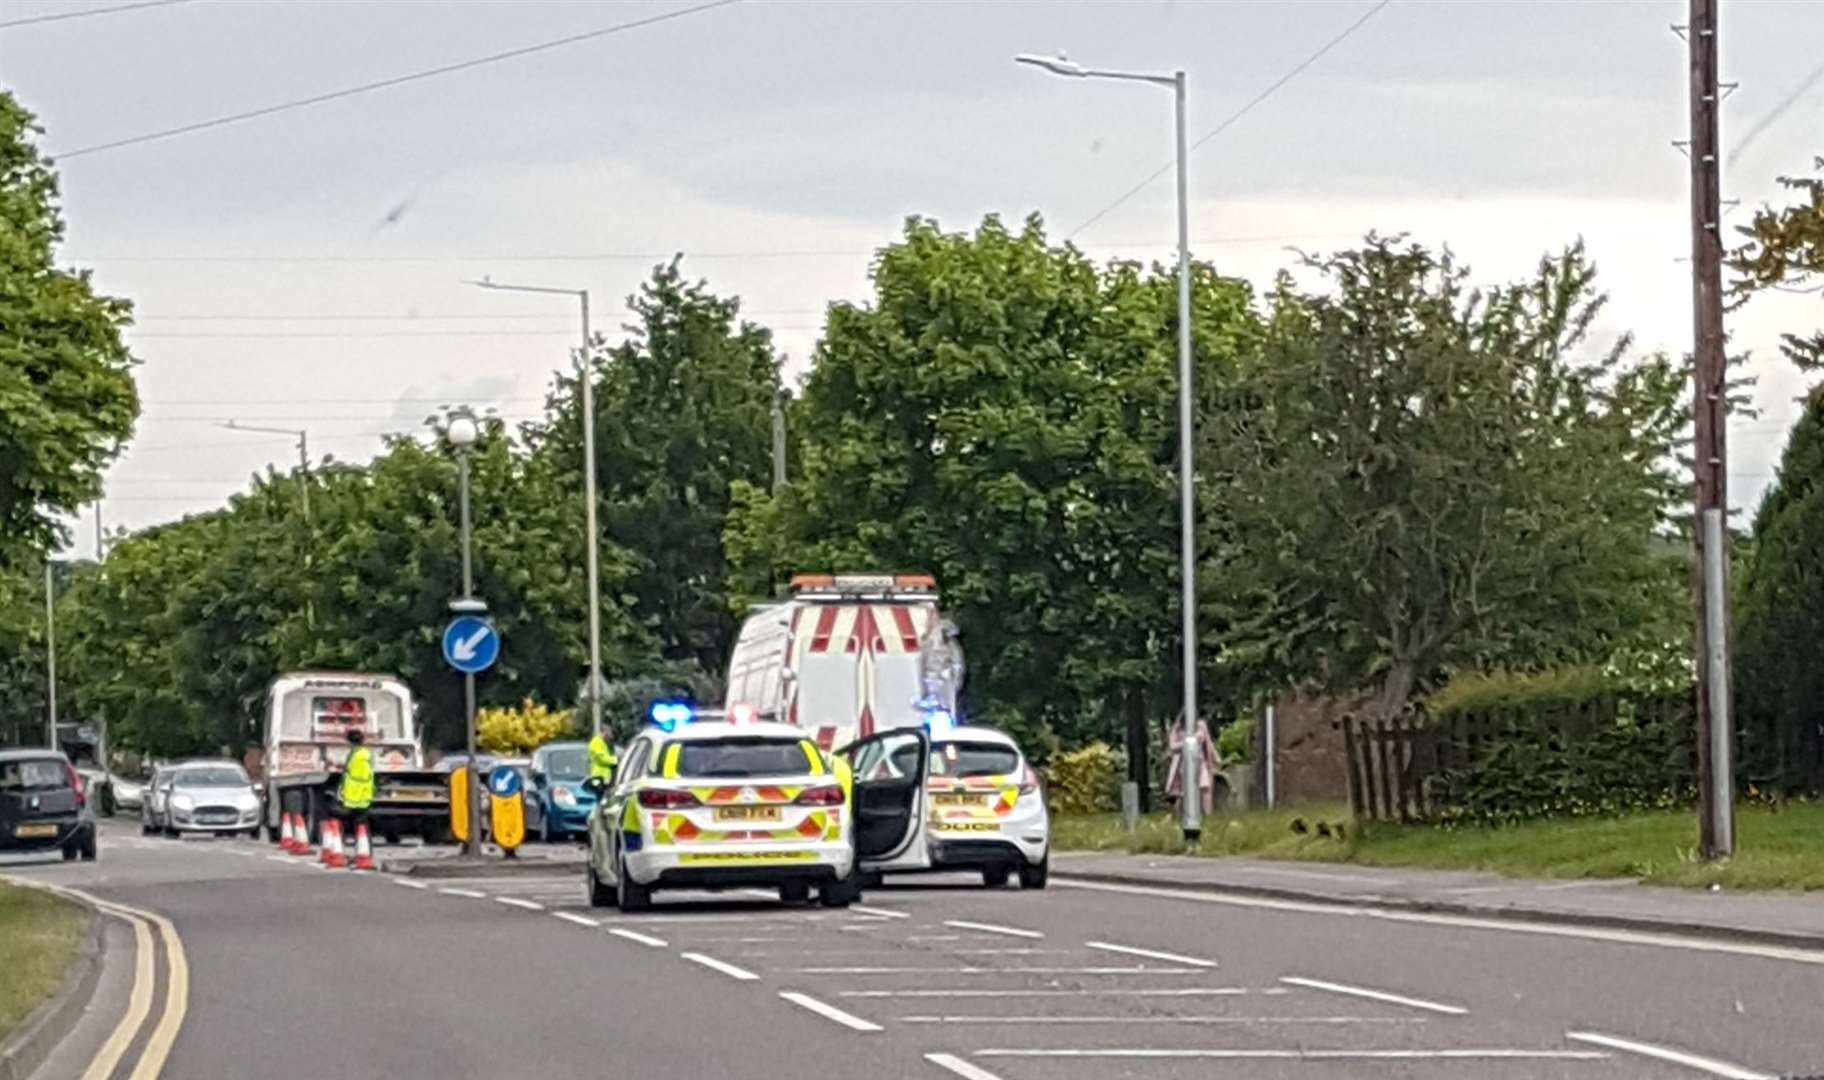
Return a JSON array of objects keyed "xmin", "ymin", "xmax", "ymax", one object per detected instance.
[
  {"xmin": 340, "ymin": 727, "xmax": 375, "ymax": 826},
  {"xmin": 588, "ymin": 730, "xmax": 617, "ymax": 782}
]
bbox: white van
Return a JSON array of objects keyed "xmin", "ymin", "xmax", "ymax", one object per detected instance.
[{"xmin": 723, "ymin": 574, "xmax": 965, "ymax": 752}]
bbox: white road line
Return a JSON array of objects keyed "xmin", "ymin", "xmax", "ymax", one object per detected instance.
[
  {"xmin": 392, "ymin": 879, "xmax": 429, "ymax": 889},
  {"xmin": 799, "ymin": 966, "xmax": 1196, "ymax": 975},
  {"xmin": 496, "ymin": 897, "xmax": 544, "ymax": 911},
  {"xmin": 900, "ymin": 1015, "xmax": 1421, "ymax": 1025},
  {"xmin": 682, "ymin": 952, "xmax": 759, "ymax": 981},
  {"xmin": 974, "ymin": 1049, "xmax": 1608, "ymax": 1061},
  {"xmin": 1056, "ymin": 877, "xmax": 1824, "ymax": 969},
  {"xmin": 609, "ymin": 927, "xmax": 668, "ymax": 948},
  {"xmin": 552, "ymin": 912, "xmax": 600, "ymax": 927},
  {"xmin": 905, "ymin": 934, "xmax": 963, "ymax": 942},
  {"xmin": 612, "ymin": 926, "xmax": 671, "ymax": 948},
  {"xmin": 944, "ymin": 919, "xmax": 1043, "ymax": 939},
  {"xmin": 264, "ymin": 855, "xmax": 292, "ymax": 864},
  {"xmin": 841, "ymin": 987, "xmax": 1262, "ymax": 999},
  {"xmin": 438, "ymin": 888, "xmax": 485, "ymax": 898},
  {"xmin": 1280, "ymin": 976, "xmax": 1467, "ymax": 1016},
  {"xmin": 1085, "ymin": 941, "xmax": 1217, "ymax": 968},
  {"xmin": 853, "ymin": 904, "xmax": 910, "ymax": 919},
  {"xmin": 924, "ymin": 1053, "xmax": 1005, "ymax": 1080},
  {"xmin": 1566, "ymin": 1031, "xmax": 1774, "ymax": 1079},
  {"xmin": 778, "ymin": 991, "xmax": 882, "ymax": 1032}
]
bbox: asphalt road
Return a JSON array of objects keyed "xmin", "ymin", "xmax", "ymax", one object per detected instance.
[{"xmin": 5, "ymin": 819, "xmax": 1823, "ymax": 1080}]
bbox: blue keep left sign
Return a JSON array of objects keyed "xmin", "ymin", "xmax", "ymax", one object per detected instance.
[
  {"xmin": 489, "ymin": 765, "xmax": 522, "ymax": 798},
  {"xmin": 442, "ymin": 615, "xmax": 500, "ymax": 674}
]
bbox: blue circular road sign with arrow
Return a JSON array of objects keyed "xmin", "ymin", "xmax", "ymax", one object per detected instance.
[{"xmin": 442, "ymin": 615, "xmax": 500, "ymax": 674}]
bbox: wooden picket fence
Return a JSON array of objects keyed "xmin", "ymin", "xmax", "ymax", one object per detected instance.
[{"xmin": 1337, "ymin": 697, "xmax": 1695, "ymax": 823}]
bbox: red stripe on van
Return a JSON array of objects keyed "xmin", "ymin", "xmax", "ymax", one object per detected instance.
[
  {"xmin": 890, "ymin": 606, "xmax": 919, "ymax": 652},
  {"xmin": 809, "ymin": 605, "xmax": 839, "ymax": 653}
]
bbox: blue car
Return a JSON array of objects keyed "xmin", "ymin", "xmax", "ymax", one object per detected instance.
[{"xmin": 526, "ymin": 742, "xmax": 596, "ymax": 842}]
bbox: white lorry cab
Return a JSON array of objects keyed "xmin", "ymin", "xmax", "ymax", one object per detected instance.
[{"xmin": 723, "ymin": 573, "xmax": 965, "ymax": 753}]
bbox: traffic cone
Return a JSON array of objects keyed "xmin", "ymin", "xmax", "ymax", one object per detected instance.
[
  {"xmin": 288, "ymin": 813, "xmax": 314, "ymax": 856},
  {"xmin": 320, "ymin": 819, "xmax": 346, "ymax": 868},
  {"xmin": 351, "ymin": 822, "xmax": 375, "ymax": 871},
  {"xmin": 278, "ymin": 813, "xmax": 298, "ymax": 853}
]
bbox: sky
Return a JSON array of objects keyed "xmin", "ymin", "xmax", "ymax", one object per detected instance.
[{"xmin": 1, "ymin": 0, "xmax": 1821, "ymax": 554}]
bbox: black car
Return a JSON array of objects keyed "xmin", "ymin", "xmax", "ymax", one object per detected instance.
[{"xmin": 0, "ymin": 749, "xmax": 98, "ymax": 861}]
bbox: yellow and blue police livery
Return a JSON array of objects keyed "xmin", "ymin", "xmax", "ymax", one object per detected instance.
[{"xmin": 584, "ymin": 703, "xmax": 931, "ymax": 912}]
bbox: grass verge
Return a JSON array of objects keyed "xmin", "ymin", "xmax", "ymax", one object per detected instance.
[
  {"xmin": 1052, "ymin": 799, "xmax": 1824, "ymax": 890},
  {"xmin": 0, "ymin": 882, "xmax": 85, "ymax": 1040}
]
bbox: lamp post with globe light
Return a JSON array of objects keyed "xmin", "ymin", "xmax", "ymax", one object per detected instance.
[{"xmin": 446, "ymin": 413, "xmax": 486, "ymax": 856}]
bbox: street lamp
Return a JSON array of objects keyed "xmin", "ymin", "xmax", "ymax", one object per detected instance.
[
  {"xmin": 1018, "ymin": 51, "xmax": 1202, "ymax": 841},
  {"xmin": 221, "ymin": 420, "xmax": 315, "ymax": 628},
  {"xmin": 446, "ymin": 412, "xmax": 484, "ymax": 857},
  {"xmin": 466, "ymin": 278, "xmax": 605, "ymax": 739}
]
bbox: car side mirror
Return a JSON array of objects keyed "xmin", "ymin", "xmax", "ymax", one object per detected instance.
[{"xmin": 582, "ymin": 777, "xmax": 606, "ymax": 796}]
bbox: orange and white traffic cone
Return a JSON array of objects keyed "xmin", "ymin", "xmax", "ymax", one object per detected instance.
[
  {"xmin": 288, "ymin": 813, "xmax": 314, "ymax": 856},
  {"xmin": 351, "ymin": 822, "xmax": 375, "ymax": 871},
  {"xmin": 320, "ymin": 819, "xmax": 346, "ymax": 868},
  {"xmin": 278, "ymin": 812, "xmax": 298, "ymax": 853}
]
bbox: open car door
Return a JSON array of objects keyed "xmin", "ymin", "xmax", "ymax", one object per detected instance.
[{"xmin": 842, "ymin": 728, "xmax": 931, "ymax": 872}]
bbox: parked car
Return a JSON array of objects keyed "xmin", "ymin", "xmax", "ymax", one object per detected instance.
[
  {"xmin": 110, "ymin": 773, "xmax": 145, "ymax": 813},
  {"xmin": 526, "ymin": 741, "xmax": 594, "ymax": 842},
  {"xmin": 141, "ymin": 765, "xmax": 173, "ymax": 834},
  {"xmin": 159, "ymin": 761, "xmax": 263, "ymax": 838},
  {"xmin": 1, "ymin": 749, "xmax": 98, "ymax": 861}
]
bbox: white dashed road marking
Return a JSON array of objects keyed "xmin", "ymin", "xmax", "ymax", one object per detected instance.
[
  {"xmin": 392, "ymin": 879, "xmax": 429, "ymax": 889},
  {"xmin": 852, "ymin": 904, "xmax": 910, "ymax": 920},
  {"xmin": 438, "ymin": 888, "xmax": 485, "ymax": 898},
  {"xmin": 923, "ymin": 1053, "xmax": 1006, "ymax": 1080},
  {"xmin": 552, "ymin": 912, "xmax": 600, "ymax": 927},
  {"xmin": 495, "ymin": 897, "xmax": 544, "ymax": 911},
  {"xmin": 682, "ymin": 952, "xmax": 759, "ymax": 981},
  {"xmin": 1084, "ymin": 941, "xmax": 1216, "ymax": 968},
  {"xmin": 943, "ymin": 919, "xmax": 1043, "ymax": 939},
  {"xmin": 1565, "ymin": 1032, "xmax": 1774, "ymax": 1079},
  {"xmin": 778, "ymin": 991, "xmax": 882, "ymax": 1032},
  {"xmin": 1280, "ymin": 976, "xmax": 1468, "ymax": 1016},
  {"xmin": 609, "ymin": 927, "xmax": 667, "ymax": 948},
  {"xmin": 972, "ymin": 1049, "xmax": 1608, "ymax": 1062}
]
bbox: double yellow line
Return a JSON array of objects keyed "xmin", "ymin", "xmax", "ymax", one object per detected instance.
[{"xmin": 7, "ymin": 879, "xmax": 188, "ymax": 1080}]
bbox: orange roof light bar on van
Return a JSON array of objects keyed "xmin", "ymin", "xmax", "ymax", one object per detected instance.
[{"xmin": 788, "ymin": 573, "xmax": 938, "ymax": 596}]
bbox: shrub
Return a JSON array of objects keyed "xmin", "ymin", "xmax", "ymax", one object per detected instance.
[
  {"xmin": 1045, "ymin": 742, "xmax": 1123, "ymax": 814},
  {"xmin": 476, "ymin": 700, "xmax": 578, "ymax": 755},
  {"xmin": 1218, "ymin": 718, "xmax": 1254, "ymax": 764}
]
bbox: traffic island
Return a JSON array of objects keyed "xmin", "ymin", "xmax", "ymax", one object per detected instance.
[{"xmin": 0, "ymin": 882, "xmax": 102, "ymax": 1080}]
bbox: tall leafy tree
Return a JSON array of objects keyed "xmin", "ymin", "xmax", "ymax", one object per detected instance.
[
  {"xmin": 1730, "ymin": 157, "xmax": 1824, "ymax": 371},
  {"xmin": 532, "ymin": 260, "xmax": 782, "ymax": 677},
  {"xmin": 0, "ymin": 92, "xmax": 139, "ymax": 567},
  {"xmin": 727, "ymin": 214, "xmax": 1260, "ymax": 752},
  {"xmin": 1203, "ymin": 238, "xmax": 1687, "ymax": 720},
  {"xmin": 1734, "ymin": 384, "xmax": 1824, "ymax": 790}
]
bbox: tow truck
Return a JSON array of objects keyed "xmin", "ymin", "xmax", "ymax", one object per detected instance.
[{"xmin": 254, "ymin": 672, "xmax": 451, "ymax": 845}]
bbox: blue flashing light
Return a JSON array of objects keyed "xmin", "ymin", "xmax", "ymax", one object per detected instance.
[
  {"xmin": 924, "ymin": 708, "xmax": 955, "ymax": 735},
  {"xmin": 647, "ymin": 701, "xmax": 694, "ymax": 731}
]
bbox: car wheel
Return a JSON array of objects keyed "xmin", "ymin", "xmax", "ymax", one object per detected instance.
[
  {"xmin": 80, "ymin": 827, "xmax": 98, "ymax": 861},
  {"xmin": 587, "ymin": 861, "xmax": 614, "ymax": 909},
  {"xmin": 820, "ymin": 871, "xmax": 860, "ymax": 908},
  {"xmin": 779, "ymin": 881, "xmax": 811, "ymax": 905},
  {"xmin": 382, "ymin": 830, "xmax": 402, "ymax": 846},
  {"xmin": 164, "ymin": 825, "xmax": 178, "ymax": 838},
  {"xmin": 141, "ymin": 820, "xmax": 155, "ymax": 837},
  {"xmin": 982, "ymin": 866, "xmax": 1012, "ymax": 888},
  {"xmin": 1018, "ymin": 855, "xmax": 1049, "ymax": 890},
  {"xmin": 540, "ymin": 813, "xmax": 553, "ymax": 845},
  {"xmin": 62, "ymin": 843, "xmax": 79, "ymax": 862},
  {"xmin": 615, "ymin": 855, "xmax": 651, "ymax": 913}
]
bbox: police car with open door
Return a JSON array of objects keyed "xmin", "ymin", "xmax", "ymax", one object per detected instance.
[{"xmin": 584, "ymin": 704, "xmax": 930, "ymax": 912}]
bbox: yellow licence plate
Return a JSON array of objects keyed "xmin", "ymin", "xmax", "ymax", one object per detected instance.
[
  {"xmin": 714, "ymin": 806, "xmax": 782, "ymax": 822},
  {"xmin": 13, "ymin": 823, "xmax": 58, "ymax": 839},
  {"xmin": 387, "ymin": 788, "xmax": 444, "ymax": 802},
  {"xmin": 932, "ymin": 793, "xmax": 988, "ymax": 806}
]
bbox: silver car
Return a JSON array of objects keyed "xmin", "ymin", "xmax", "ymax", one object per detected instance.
[{"xmin": 145, "ymin": 761, "xmax": 263, "ymax": 838}]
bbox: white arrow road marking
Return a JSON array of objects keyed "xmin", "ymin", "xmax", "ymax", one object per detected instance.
[{"xmin": 451, "ymin": 625, "xmax": 492, "ymax": 662}]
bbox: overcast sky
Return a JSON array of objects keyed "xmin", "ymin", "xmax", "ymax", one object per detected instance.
[{"xmin": 2, "ymin": 0, "xmax": 1820, "ymax": 552}]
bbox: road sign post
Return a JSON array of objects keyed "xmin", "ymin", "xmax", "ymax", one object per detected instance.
[
  {"xmin": 443, "ymin": 612, "xmax": 499, "ymax": 858},
  {"xmin": 488, "ymin": 764, "xmax": 525, "ymax": 856}
]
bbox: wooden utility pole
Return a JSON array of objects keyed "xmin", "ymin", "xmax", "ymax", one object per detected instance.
[{"xmin": 1687, "ymin": 0, "xmax": 1733, "ymax": 859}]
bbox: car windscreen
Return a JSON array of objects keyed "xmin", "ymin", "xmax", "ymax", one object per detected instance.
[
  {"xmin": 671, "ymin": 739, "xmax": 812, "ymax": 779},
  {"xmin": 0, "ymin": 759, "xmax": 68, "ymax": 791},
  {"xmin": 543, "ymin": 747, "xmax": 589, "ymax": 780},
  {"xmin": 931, "ymin": 741, "xmax": 1021, "ymax": 779},
  {"xmin": 172, "ymin": 767, "xmax": 249, "ymax": 787}
]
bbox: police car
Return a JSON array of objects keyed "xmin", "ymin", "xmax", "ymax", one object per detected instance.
[
  {"xmin": 924, "ymin": 724, "xmax": 1050, "ymax": 888},
  {"xmin": 584, "ymin": 704, "xmax": 931, "ymax": 912}
]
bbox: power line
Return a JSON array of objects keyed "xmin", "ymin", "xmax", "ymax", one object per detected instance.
[
  {"xmin": 0, "ymin": 0, "xmax": 186, "ymax": 31},
  {"xmin": 136, "ymin": 309, "xmax": 825, "ymax": 321},
  {"xmin": 1067, "ymin": 0, "xmax": 1395, "ymax": 239},
  {"xmin": 52, "ymin": 0, "xmax": 742, "ymax": 160},
  {"xmin": 1727, "ymin": 57, "xmax": 1824, "ymax": 169},
  {"xmin": 130, "ymin": 326, "xmax": 822, "ymax": 338}
]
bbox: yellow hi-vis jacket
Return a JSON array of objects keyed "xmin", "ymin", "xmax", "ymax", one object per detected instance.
[
  {"xmin": 588, "ymin": 733, "xmax": 617, "ymax": 781},
  {"xmin": 341, "ymin": 745, "xmax": 375, "ymax": 811}
]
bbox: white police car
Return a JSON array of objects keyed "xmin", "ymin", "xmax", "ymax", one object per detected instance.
[
  {"xmin": 923, "ymin": 724, "xmax": 1050, "ymax": 888},
  {"xmin": 584, "ymin": 704, "xmax": 931, "ymax": 912}
]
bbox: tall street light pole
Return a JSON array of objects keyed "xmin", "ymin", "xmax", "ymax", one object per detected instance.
[
  {"xmin": 447, "ymin": 413, "xmax": 485, "ymax": 858},
  {"xmin": 45, "ymin": 558, "xmax": 57, "ymax": 750},
  {"xmin": 222, "ymin": 421, "xmax": 315, "ymax": 628},
  {"xmin": 1017, "ymin": 52, "xmax": 1201, "ymax": 841},
  {"xmin": 468, "ymin": 278, "xmax": 604, "ymax": 740}
]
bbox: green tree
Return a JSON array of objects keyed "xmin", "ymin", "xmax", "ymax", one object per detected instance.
[
  {"xmin": 531, "ymin": 260, "xmax": 782, "ymax": 677},
  {"xmin": 1730, "ymin": 157, "xmax": 1824, "ymax": 370},
  {"xmin": 727, "ymin": 214, "xmax": 1260, "ymax": 752},
  {"xmin": 1734, "ymin": 384, "xmax": 1824, "ymax": 790},
  {"xmin": 1203, "ymin": 238, "xmax": 1687, "ymax": 721},
  {"xmin": 0, "ymin": 92, "xmax": 139, "ymax": 567}
]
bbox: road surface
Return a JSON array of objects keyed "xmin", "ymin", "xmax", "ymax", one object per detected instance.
[{"xmin": 4, "ymin": 819, "xmax": 1820, "ymax": 1079}]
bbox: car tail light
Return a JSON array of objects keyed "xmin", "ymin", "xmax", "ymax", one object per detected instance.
[
  {"xmin": 66, "ymin": 763, "xmax": 86, "ymax": 807},
  {"xmin": 1018, "ymin": 767, "xmax": 1039, "ymax": 796},
  {"xmin": 795, "ymin": 785, "xmax": 844, "ymax": 806},
  {"xmin": 638, "ymin": 788, "xmax": 699, "ymax": 809}
]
